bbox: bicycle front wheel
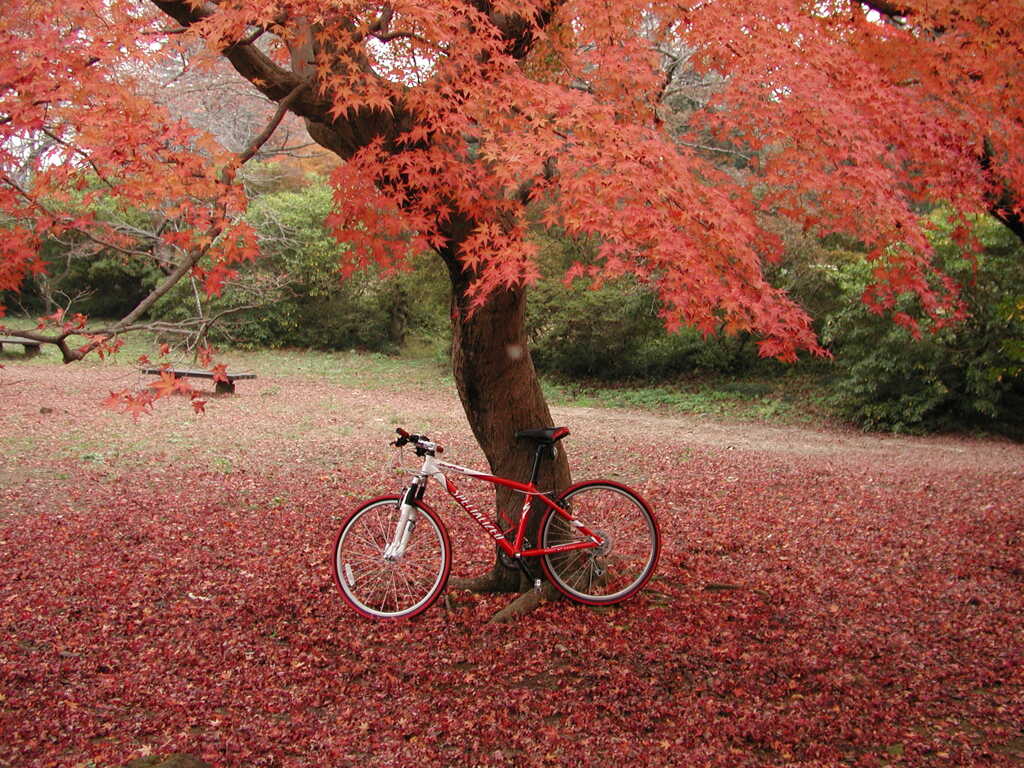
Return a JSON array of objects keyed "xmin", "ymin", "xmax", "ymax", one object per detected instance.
[
  {"xmin": 540, "ymin": 481, "xmax": 660, "ymax": 605},
  {"xmin": 333, "ymin": 496, "xmax": 451, "ymax": 619}
]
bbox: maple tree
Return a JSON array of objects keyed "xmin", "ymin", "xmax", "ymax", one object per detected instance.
[{"xmin": 2, "ymin": 0, "xmax": 1022, "ymax": 593}]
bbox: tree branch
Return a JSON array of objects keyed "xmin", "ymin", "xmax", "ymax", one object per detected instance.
[
  {"xmin": 149, "ymin": 1, "xmax": 330, "ymax": 118},
  {"xmin": 235, "ymin": 81, "xmax": 309, "ymax": 167},
  {"xmin": 148, "ymin": 0, "xmax": 414, "ymax": 160},
  {"xmin": 860, "ymin": 1, "xmax": 913, "ymax": 19},
  {"xmin": 228, "ymin": 26, "xmax": 269, "ymax": 48},
  {"xmin": 40, "ymin": 129, "xmax": 118, "ymax": 190}
]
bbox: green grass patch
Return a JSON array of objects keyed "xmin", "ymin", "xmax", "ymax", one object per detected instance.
[
  {"xmin": 233, "ymin": 348, "xmax": 452, "ymax": 391},
  {"xmin": 1, "ymin": 316, "xmax": 833, "ymax": 427},
  {"xmin": 542, "ymin": 372, "xmax": 830, "ymax": 425}
]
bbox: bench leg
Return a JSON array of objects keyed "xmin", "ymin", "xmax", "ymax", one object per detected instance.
[{"xmin": 215, "ymin": 379, "xmax": 236, "ymax": 394}]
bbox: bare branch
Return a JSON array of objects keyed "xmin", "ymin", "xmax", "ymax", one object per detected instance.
[
  {"xmin": 677, "ymin": 141, "xmax": 751, "ymax": 162},
  {"xmin": 235, "ymin": 81, "xmax": 309, "ymax": 167},
  {"xmin": 371, "ymin": 30, "xmax": 434, "ymax": 46}
]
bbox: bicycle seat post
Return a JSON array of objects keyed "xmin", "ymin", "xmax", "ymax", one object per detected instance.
[
  {"xmin": 518, "ymin": 427, "xmax": 568, "ymax": 486},
  {"xmin": 528, "ymin": 443, "xmax": 547, "ymax": 487}
]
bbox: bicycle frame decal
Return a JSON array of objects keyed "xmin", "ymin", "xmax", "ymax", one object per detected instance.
[
  {"xmin": 416, "ymin": 455, "xmax": 604, "ymax": 558},
  {"xmin": 446, "ymin": 479, "xmax": 505, "ymax": 542}
]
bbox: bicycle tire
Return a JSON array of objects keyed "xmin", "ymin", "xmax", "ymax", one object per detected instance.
[
  {"xmin": 333, "ymin": 495, "xmax": 451, "ymax": 619},
  {"xmin": 539, "ymin": 481, "xmax": 660, "ymax": 605}
]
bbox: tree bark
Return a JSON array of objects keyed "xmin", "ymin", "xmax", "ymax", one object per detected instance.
[
  {"xmin": 989, "ymin": 205, "xmax": 1024, "ymax": 247},
  {"xmin": 441, "ymin": 224, "xmax": 572, "ymax": 593},
  {"xmin": 981, "ymin": 138, "xmax": 1024, "ymax": 247}
]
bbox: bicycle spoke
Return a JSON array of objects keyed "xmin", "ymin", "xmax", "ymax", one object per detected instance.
[
  {"xmin": 541, "ymin": 483, "xmax": 659, "ymax": 605},
  {"xmin": 335, "ymin": 498, "xmax": 450, "ymax": 618}
]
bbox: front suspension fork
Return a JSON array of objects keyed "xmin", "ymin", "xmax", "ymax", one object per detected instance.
[{"xmin": 384, "ymin": 484, "xmax": 421, "ymax": 560}]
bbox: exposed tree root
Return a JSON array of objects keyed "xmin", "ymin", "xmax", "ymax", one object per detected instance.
[
  {"xmin": 489, "ymin": 582, "xmax": 561, "ymax": 624},
  {"xmin": 448, "ymin": 570, "xmax": 519, "ymax": 594},
  {"xmin": 122, "ymin": 755, "xmax": 210, "ymax": 768},
  {"xmin": 448, "ymin": 565, "xmax": 562, "ymax": 622}
]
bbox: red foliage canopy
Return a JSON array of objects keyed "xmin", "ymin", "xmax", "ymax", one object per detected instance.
[{"xmin": 1, "ymin": 0, "xmax": 1021, "ymax": 359}]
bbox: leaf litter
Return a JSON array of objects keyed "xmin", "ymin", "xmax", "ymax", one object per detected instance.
[{"xmin": 0, "ymin": 363, "xmax": 1022, "ymax": 767}]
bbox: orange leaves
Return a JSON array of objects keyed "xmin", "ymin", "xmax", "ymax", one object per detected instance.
[
  {"xmin": 197, "ymin": 344, "xmax": 215, "ymax": 367},
  {"xmin": 103, "ymin": 388, "xmax": 156, "ymax": 420},
  {"xmin": 0, "ymin": 227, "xmax": 44, "ymax": 294},
  {"xmin": 105, "ymin": 365, "xmax": 213, "ymax": 419},
  {"xmin": 3, "ymin": 0, "xmax": 1019, "ymax": 369},
  {"xmin": 326, "ymin": 151, "xmax": 432, "ymax": 277},
  {"xmin": 149, "ymin": 370, "xmax": 195, "ymax": 399},
  {"xmin": 209, "ymin": 364, "xmax": 230, "ymax": 385},
  {"xmin": 75, "ymin": 334, "xmax": 124, "ymax": 361},
  {"xmin": 0, "ymin": 0, "xmax": 248, "ymax": 310},
  {"xmin": 35, "ymin": 309, "xmax": 90, "ymax": 335}
]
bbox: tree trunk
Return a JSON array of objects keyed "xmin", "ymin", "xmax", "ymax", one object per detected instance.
[
  {"xmin": 981, "ymin": 138, "xmax": 1024, "ymax": 247},
  {"xmin": 441, "ymin": 229, "xmax": 572, "ymax": 593}
]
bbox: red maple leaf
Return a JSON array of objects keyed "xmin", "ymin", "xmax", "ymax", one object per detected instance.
[
  {"xmin": 121, "ymin": 392, "xmax": 153, "ymax": 420},
  {"xmin": 210, "ymin": 363, "xmax": 230, "ymax": 384},
  {"xmin": 102, "ymin": 389, "xmax": 128, "ymax": 410},
  {"xmin": 148, "ymin": 371, "xmax": 179, "ymax": 399}
]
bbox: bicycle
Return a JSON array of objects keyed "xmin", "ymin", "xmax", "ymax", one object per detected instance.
[{"xmin": 333, "ymin": 426, "xmax": 661, "ymax": 619}]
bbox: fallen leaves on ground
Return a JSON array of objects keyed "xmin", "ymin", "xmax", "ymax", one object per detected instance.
[{"xmin": 1, "ymin": 364, "xmax": 1022, "ymax": 767}]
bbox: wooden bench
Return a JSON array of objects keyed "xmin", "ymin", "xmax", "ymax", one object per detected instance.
[
  {"xmin": 0, "ymin": 336, "xmax": 42, "ymax": 357},
  {"xmin": 140, "ymin": 367, "xmax": 256, "ymax": 394}
]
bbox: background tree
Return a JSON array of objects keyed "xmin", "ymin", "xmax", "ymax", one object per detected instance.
[{"xmin": 2, "ymin": 1, "xmax": 1022, "ymax": 600}]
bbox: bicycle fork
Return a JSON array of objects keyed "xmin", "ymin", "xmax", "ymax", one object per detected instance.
[{"xmin": 384, "ymin": 485, "xmax": 420, "ymax": 561}]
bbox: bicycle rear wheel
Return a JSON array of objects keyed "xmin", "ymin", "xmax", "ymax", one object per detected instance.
[
  {"xmin": 539, "ymin": 481, "xmax": 660, "ymax": 605},
  {"xmin": 333, "ymin": 496, "xmax": 451, "ymax": 619}
]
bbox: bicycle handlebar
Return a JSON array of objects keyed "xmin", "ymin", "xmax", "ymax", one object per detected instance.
[{"xmin": 392, "ymin": 428, "xmax": 442, "ymax": 455}]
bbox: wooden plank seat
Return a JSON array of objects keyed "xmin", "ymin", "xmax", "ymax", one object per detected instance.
[
  {"xmin": 140, "ymin": 366, "xmax": 256, "ymax": 394},
  {"xmin": 0, "ymin": 336, "xmax": 42, "ymax": 357}
]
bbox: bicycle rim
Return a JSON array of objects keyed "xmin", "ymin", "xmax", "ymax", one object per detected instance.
[
  {"xmin": 541, "ymin": 482, "xmax": 659, "ymax": 605},
  {"xmin": 334, "ymin": 497, "xmax": 450, "ymax": 619}
]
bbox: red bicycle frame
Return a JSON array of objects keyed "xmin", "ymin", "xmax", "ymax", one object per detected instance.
[{"xmin": 413, "ymin": 453, "xmax": 605, "ymax": 559}]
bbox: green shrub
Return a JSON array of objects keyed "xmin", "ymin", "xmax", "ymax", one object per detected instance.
[
  {"xmin": 820, "ymin": 213, "xmax": 1024, "ymax": 435},
  {"xmin": 526, "ymin": 232, "xmax": 760, "ymax": 379},
  {"xmin": 153, "ymin": 179, "xmax": 449, "ymax": 352},
  {"xmin": 6, "ymin": 191, "xmax": 163, "ymax": 317}
]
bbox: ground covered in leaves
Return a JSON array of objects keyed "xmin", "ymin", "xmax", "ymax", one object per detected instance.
[{"xmin": 1, "ymin": 355, "xmax": 1022, "ymax": 767}]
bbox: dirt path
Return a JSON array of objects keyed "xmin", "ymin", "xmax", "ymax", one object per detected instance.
[
  {"xmin": 555, "ymin": 403, "xmax": 1024, "ymax": 472},
  {"xmin": 3, "ymin": 361, "xmax": 1022, "ymax": 477}
]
